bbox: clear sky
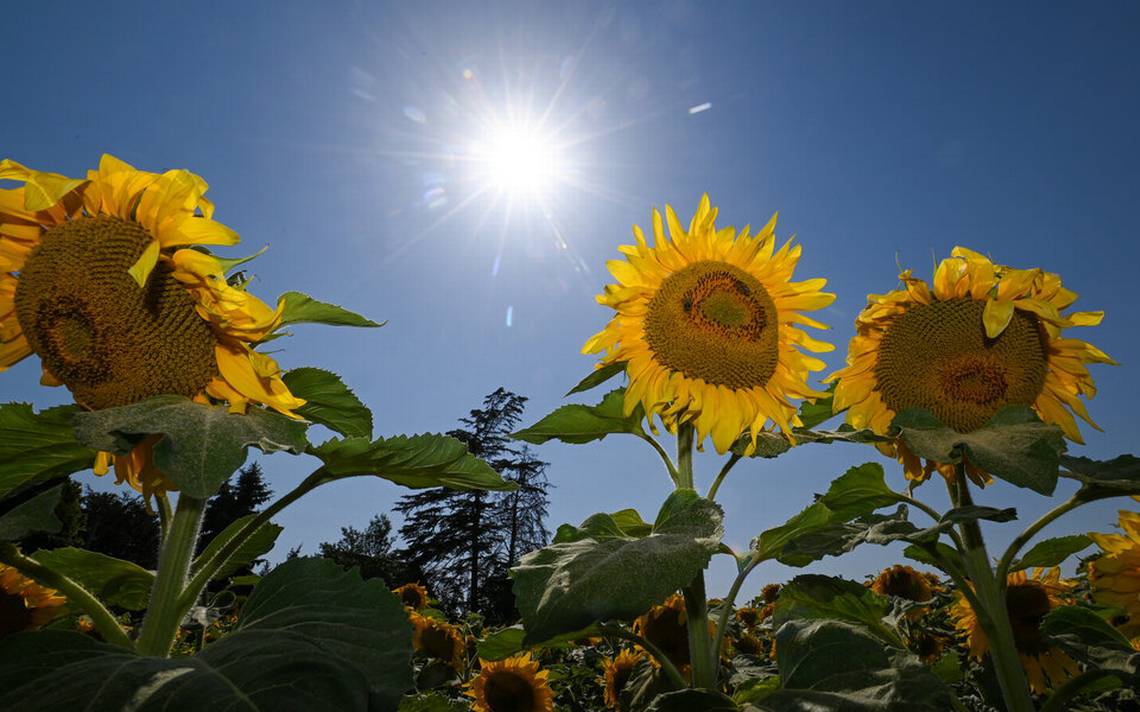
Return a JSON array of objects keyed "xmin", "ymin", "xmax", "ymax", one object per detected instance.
[{"xmin": 4, "ymin": 1, "xmax": 1138, "ymax": 596}]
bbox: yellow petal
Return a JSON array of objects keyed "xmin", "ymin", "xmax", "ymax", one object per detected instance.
[
  {"xmin": 982, "ymin": 298, "xmax": 1015, "ymax": 338},
  {"xmin": 127, "ymin": 239, "xmax": 161, "ymax": 287}
]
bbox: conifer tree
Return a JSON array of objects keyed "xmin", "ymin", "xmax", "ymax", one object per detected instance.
[{"xmin": 317, "ymin": 514, "xmax": 422, "ymax": 586}]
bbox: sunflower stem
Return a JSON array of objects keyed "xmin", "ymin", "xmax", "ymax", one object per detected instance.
[
  {"xmin": 995, "ymin": 496, "xmax": 1082, "ymax": 592},
  {"xmin": 155, "ymin": 492, "xmax": 173, "ymax": 542},
  {"xmin": 712, "ymin": 556, "xmax": 759, "ymax": 665},
  {"xmin": 674, "ymin": 424, "xmax": 716, "ymax": 688},
  {"xmin": 707, "ymin": 453, "xmax": 741, "ymax": 501},
  {"xmin": 948, "ymin": 466, "xmax": 1034, "ymax": 712},
  {"xmin": 636, "ymin": 429, "xmax": 681, "ymax": 486},
  {"xmin": 136, "ymin": 493, "xmax": 206, "ymax": 657},
  {"xmin": 0, "ymin": 542, "xmax": 132, "ymax": 650}
]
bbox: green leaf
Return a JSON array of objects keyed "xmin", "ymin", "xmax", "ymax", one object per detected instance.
[
  {"xmin": 565, "ymin": 360, "xmax": 627, "ymax": 396},
  {"xmin": 753, "ymin": 502, "xmax": 833, "ymax": 564},
  {"xmin": 283, "ymin": 367, "xmax": 373, "ymax": 439},
  {"xmin": 0, "ymin": 558, "xmax": 413, "ymax": 711},
  {"xmin": 733, "ymin": 675, "xmax": 780, "ymax": 706},
  {"xmin": 891, "ymin": 406, "xmax": 1064, "ymax": 495},
  {"xmin": 797, "ymin": 384, "xmax": 837, "ymax": 429},
  {"xmin": 1060, "ymin": 454, "xmax": 1140, "ymax": 500},
  {"xmin": 773, "ymin": 575, "xmax": 903, "ymax": 647},
  {"xmin": 817, "ymin": 463, "xmax": 903, "ymax": 522},
  {"xmin": 553, "ymin": 507, "xmax": 654, "ymax": 543},
  {"xmin": 73, "ymin": 396, "xmax": 309, "ymax": 499},
  {"xmin": 310, "ymin": 433, "xmax": 514, "ymax": 491},
  {"xmin": 733, "ymin": 431, "xmax": 792, "ymax": 459},
  {"xmin": 1009, "ymin": 535, "xmax": 1093, "ymax": 571},
  {"xmin": 277, "ymin": 291, "xmax": 383, "ymax": 328},
  {"xmin": 0, "ymin": 403, "xmax": 96, "ymax": 500},
  {"xmin": 0, "ymin": 484, "xmax": 63, "ymax": 539},
  {"xmin": 647, "ymin": 689, "xmax": 739, "ymax": 711},
  {"xmin": 1041, "ymin": 605, "xmax": 1139, "ymax": 681},
  {"xmin": 192, "ymin": 514, "xmax": 283, "ymax": 581},
  {"xmin": 730, "ymin": 425, "xmax": 888, "ymax": 459},
  {"xmin": 398, "ymin": 693, "xmax": 471, "ymax": 711},
  {"xmin": 475, "ymin": 624, "xmax": 600, "ymax": 661},
  {"xmin": 32, "ymin": 548, "xmax": 154, "ymax": 610},
  {"xmin": 512, "ymin": 489, "xmax": 724, "ymax": 644},
  {"xmin": 903, "ymin": 542, "xmax": 966, "ymax": 579},
  {"xmin": 760, "ymin": 619, "xmax": 955, "ymax": 711},
  {"xmin": 512, "ymin": 388, "xmax": 643, "ymax": 445}
]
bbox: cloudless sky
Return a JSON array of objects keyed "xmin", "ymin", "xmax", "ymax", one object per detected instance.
[{"xmin": 4, "ymin": 1, "xmax": 1139, "ymax": 596}]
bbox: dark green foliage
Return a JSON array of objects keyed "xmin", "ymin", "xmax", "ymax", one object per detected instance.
[
  {"xmin": 198, "ymin": 461, "xmax": 273, "ymax": 556},
  {"xmin": 80, "ymin": 488, "xmax": 161, "ymax": 570},
  {"xmin": 318, "ymin": 513, "xmax": 423, "ymax": 587}
]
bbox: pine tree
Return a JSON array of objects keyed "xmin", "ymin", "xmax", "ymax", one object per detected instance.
[
  {"xmin": 395, "ymin": 388, "xmax": 550, "ymax": 619},
  {"xmin": 198, "ymin": 461, "xmax": 273, "ymax": 555},
  {"xmin": 81, "ymin": 488, "xmax": 161, "ymax": 569},
  {"xmin": 317, "ymin": 514, "xmax": 422, "ymax": 586}
]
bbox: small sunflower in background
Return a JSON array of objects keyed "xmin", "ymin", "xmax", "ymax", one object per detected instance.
[
  {"xmin": 583, "ymin": 195, "xmax": 835, "ymax": 454},
  {"xmin": 950, "ymin": 567, "xmax": 1079, "ymax": 693},
  {"xmin": 601, "ymin": 649, "xmax": 645, "ymax": 710},
  {"xmin": 467, "ymin": 652, "xmax": 555, "ymax": 712},
  {"xmin": 409, "ymin": 610, "xmax": 465, "ymax": 671},
  {"xmin": 0, "ymin": 155, "xmax": 306, "ymax": 496},
  {"xmin": 734, "ymin": 605, "xmax": 762, "ymax": 628},
  {"xmin": 393, "ymin": 582, "xmax": 430, "ymax": 610},
  {"xmin": 870, "ymin": 564, "xmax": 939, "ymax": 619},
  {"xmin": 828, "ymin": 247, "xmax": 1112, "ymax": 484},
  {"xmin": 632, "ymin": 593, "xmax": 693, "ymax": 674},
  {"xmin": 0, "ymin": 563, "xmax": 67, "ymax": 638},
  {"xmin": 760, "ymin": 582, "xmax": 782, "ymax": 604},
  {"xmin": 1088, "ymin": 510, "xmax": 1140, "ymax": 638}
]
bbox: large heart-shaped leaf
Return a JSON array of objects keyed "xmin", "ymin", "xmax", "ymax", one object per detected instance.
[
  {"xmin": 513, "ymin": 389, "xmax": 644, "ymax": 445},
  {"xmin": 33, "ymin": 547, "xmax": 154, "ymax": 610},
  {"xmin": 0, "ymin": 557, "xmax": 413, "ymax": 711},
  {"xmin": 310, "ymin": 433, "xmax": 513, "ymax": 491},
  {"xmin": 73, "ymin": 397, "xmax": 309, "ymax": 499},
  {"xmin": 1041, "ymin": 606, "xmax": 1139, "ymax": 681},
  {"xmin": 0, "ymin": 403, "xmax": 95, "ymax": 500},
  {"xmin": 512, "ymin": 489, "xmax": 723, "ymax": 644},
  {"xmin": 1008, "ymin": 535, "xmax": 1093, "ymax": 572},
  {"xmin": 1060, "ymin": 454, "xmax": 1140, "ymax": 500},
  {"xmin": 891, "ymin": 406, "xmax": 1064, "ymax": 495},
  {"xmin": 283, "ymin": 367, "xmax": 373, "ymax": 439},
  {"xmin": 647, "ymin": 689, "xmax": 739, "ymax": 711},
  {"xmin": 773, "ymin": 575, "xmax": 902, "ymax": 647}
]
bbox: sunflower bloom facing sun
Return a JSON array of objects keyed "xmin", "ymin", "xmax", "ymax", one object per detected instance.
[
  {"xmin": 1088, "ymin": 510, "xmax": 1140, "ymax": 638},
  {"xmin": 828, "ymin": 247, "xmax": 1112, "ymax": 484},
  {"xmin": 467, "ymin": 653, "xmax": 555, "ymax": 712},
  {"xmin": 409, "ymin": 610, "xmax": 465, "ymax": 671},
  {"xmin": 0, "ymin": 154, "xmax": 306, "ymax": 496},
  {"xmin": 582, "ymin": 195, "xmax": 835, "ymax": 454},
  {"xmin": 601, "ymin": 649, "xmax": 645, "ymax": 709},
  {"xmin": 0, "ymin": 563, "xmax": 67, "ymax": 638},
  {"xmin": 950, "ymin": 567, "xmax": 1080, "ymax": 693}
]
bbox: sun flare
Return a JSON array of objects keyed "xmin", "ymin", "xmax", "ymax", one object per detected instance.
[{"xmin": 472, "ymin": 124, "xmax": 564, "ymax": 199}]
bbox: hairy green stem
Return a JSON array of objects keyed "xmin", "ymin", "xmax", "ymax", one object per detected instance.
[
  {"xmin": 995, "ymin": 496, "xmax": 1083, "ymax": 589},
  {"xmin": 0, "ymin": 542, "xmax": 132, "ymax": 649},
  {"xmin": 712, "ymin": 557, "xmax": 759, "ymax": 664},
  {"xmin": 948, "ymin": 466, "xmax": 1034, "ymax": 712},
  {"xmin": 637, "ymin": 430, "xmax": 680, "ymax": 486},
  {"xmin": 178, "ymin": 467, "xmax": 332, "ymax": 612},
  {"xmin": 155, "ymin": 492, "xmax": 173, "ymax": 542},
  {"xmin": 598, "ymin": 623, "xmax": 688, "ymax": 690},
  {"xmin": 706, "ymin": 453, "xmax": 741, "ymax": 501},
  {"xmin": 136, "ymin": 494, "xmax": 206, "ymax": 657},
  {"xmin": 674, "ymin": 424, "xmax": 716, "ymax": 688},
  {"xmin": 897, "ymin": 493, "xmax": 967, "ymax": 551}
]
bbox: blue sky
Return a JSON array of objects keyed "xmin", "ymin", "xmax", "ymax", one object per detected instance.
[{"xmin": 4, "ymin": 1, "xmax": 1138, "ymax": 596}]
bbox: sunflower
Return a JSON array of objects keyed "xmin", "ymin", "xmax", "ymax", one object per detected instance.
[
  {"xmin": 393, "ymin": 582, "xmax": 430, "ymax": 610},
  {"xmin": 409, "ymin": 610, "xmax": 465, "ymax": 671},
  {"xmin": 950, "ymin": 567, "xmax": 1080, "ymax": 693},
  {"xmin": 582, "ymin": 195, "xmax": 835, "ymax": 454},
  {"xmin": 735, "ymin": 605, "xmax": 762, "ymax": 628},
  {"xmin": 760, "ymin": 582, "xmax": 782, "ymax": 604},
  {"xmin": 0, "ymin": 563, "xmax": 67, "ymax": 638},
  {"xmin": 828, "ymin": 247, "xmax": 1112, "ymax": 484},
  {"xmin": 734, "ymin": 630, "xmax": 766, "ymax": 657},
  {"xmin": 1088, "ymin": 510, "xmax": 1140, "ymax": 638},
  {"xmin": 870, "ymin": 564, "xmax": 938, "ymax": 619},
  {"xmin": 632, "ymin": 593, "xmax": 692, "ymax": 672},
  {"xmin": 0, "ymin": 155, "xmax": 306, "ymax": 496},
  {"xmin": 601, "ymin": 649, "xmax": 645, "ymax": 709},
  {"xmin": 467, "ymin": 653, "xmax": 555, "ymax": 712}
]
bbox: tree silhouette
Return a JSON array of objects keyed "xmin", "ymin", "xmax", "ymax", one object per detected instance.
[
  {"xmin": 316, "ymin": 514, "xmax": 422, "ymax": 586},
  {"xmin": 198, "ymin": 461, "xmax": 273, "ymax": 556},
  {"xmin": 395, "ymin": 388, "xmax": 550, "ymax": 619}
]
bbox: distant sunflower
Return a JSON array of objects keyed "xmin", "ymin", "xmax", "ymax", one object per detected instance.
[
  {"xmin": 393, "ymin": 582, "xmax": 430, "ymax": 610},
  {"xmin": 950, "ymin": 567, "xmax": 1079, "ymax": 693},
  {"xmin": 870, "ymin": 565, "xmax": 938, "ymax": 619},
  {"xmin": 760, "ymin": 583, "xmax": 782, "ymax": 604},
  {"xmin": 601, "ymin": 649, "xmax": 644, "ymax": 709},
  {"xmin": 735, "ymin": 605, "xmax": 762, "ymax": 628},
  {"xmin": 633, "ymin": 593, "xmax": 692, "ymax": 672},
  {"xmin": 0, "ymin": 155, "xmax": 305, "ymax": 496},
  {"xmin": 467, "ymin": 653, "xmax": 555, "ymax": 712},
  {"xmin": 0, "ymin": 563, "xmax": 67, "ymax": 638},
  {"xmin": 583, "ymin": 195, "xmax": 835, "ymax": 454},
  {"xmin": 734, "ymin": 631, "xmax": 766, "ymax": 657},
  {"xmin": 409, "ymin": 611, "xmax": 465, "ymax": 671},
  {"xmin": 1088, "ymin": 510, "xmax": 1140, "ymax": 638},
  {"xmin": 828, "ymin": 247, "xmax": 1112, "ymax": 484}
]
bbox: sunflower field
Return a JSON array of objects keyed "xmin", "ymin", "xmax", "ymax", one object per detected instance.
[{"xmin": 1, "ymin": 158, "xmax": 1138, "ymax": 712}]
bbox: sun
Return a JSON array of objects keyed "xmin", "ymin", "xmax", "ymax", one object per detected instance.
[{"xmin": 471, "ymin": 122, "xmax": 565, "ymax": 199}]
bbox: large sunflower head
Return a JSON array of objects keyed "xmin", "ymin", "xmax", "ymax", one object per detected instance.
[
  {"xmin": 1088, "ymin": 510, "xmax": 1140, "ymax": 638},
  {"xmin": 409, "ymin": 611, "xmax": 465, "ymax": 671},
  {"xmin": 949, "ymin": 567, "xmax": 1080, "ymax": 693},
  {"xmin": 828, "ymin": 247, "xmax": 1113, "ymax": 484},
  {"xmin": 466, "ymin": 653, "xmax": 555, "ymax": 712},
  {"xmin": 0, "ymin": 155, "xmax": 306, "ymax": 496},
  {"xmin": 583, "ymin": 195, "xmax": 835, "ymax": 454},
  {"xmin": 0, "ymin": 563, "xmax": 67, "ymax": 638},
  {"xmin": 601, "ymin": 649, "xmax": 644, "ymax": 709}
]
